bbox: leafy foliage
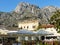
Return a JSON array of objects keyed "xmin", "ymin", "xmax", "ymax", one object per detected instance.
[{"xmin": 50, "ymin": 10, "xmax": 60, "ymax": 31}]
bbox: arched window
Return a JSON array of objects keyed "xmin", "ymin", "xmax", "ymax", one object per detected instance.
[
  {"xmin": 24, "ymin": 26, "xmax": 25, "ymax": 28},
  {"xmin": 33, "ymin": 26, "xmax": 35, "ymax": 28},
  {"xmin": 27, "ymin": 26, "xmax": 29, "ymax": 29},
  {"xmin": 20, "ymin": 27, "xmax": 22, "ymax": 29}
]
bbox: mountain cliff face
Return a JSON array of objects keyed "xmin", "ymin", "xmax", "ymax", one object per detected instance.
[
  {"xmin": 14, "ymin": 2, "xmax": 58, "ymax": 24},
  {"xmin": 0, "ymin": 2, "xmax": 59, "ymax": 27}
]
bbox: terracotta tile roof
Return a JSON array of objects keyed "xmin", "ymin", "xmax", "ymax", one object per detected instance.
[{"xmin": 40, "ymin": 24, "xmax": 54, "ymax": 28}]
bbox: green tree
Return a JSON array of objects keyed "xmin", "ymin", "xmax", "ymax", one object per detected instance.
[{"xmin": 50, "ymin": 10, "xmax": 60, "ymax": 31}]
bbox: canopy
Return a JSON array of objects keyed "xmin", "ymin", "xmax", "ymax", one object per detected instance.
[
  {"xmin": 8, "ymin": 29, "xmax": 35, "ymax": 36},
  {"xmin": 36, "ymin": 29, "xmax": 53, "ymax": 35},
  {"xmin": 8, "ymin": 29, "xmax": 55, "ymax": 36},
  {"xmin": 43, "ymin": 33, "xmax": 60, "ymax": 37},
  {"xmin": 17, "ymin": 29, "xmax": 35, "ymax": 35}
]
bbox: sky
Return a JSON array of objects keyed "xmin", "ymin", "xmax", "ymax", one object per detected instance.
[{"xmin": 0, "ymin": 0, "xmax": 60, "ymax": 12}]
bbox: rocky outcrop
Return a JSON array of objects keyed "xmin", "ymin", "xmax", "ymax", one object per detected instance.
[{"xmin": 0, "ymin": 2, "xmax": 59, "ymax": 28}]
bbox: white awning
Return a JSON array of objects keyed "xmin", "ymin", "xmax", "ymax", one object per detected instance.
[
  {"xmin": 17, "ymin": 29, "xmax": 35, "ymax": 35},
  {"xmin": 36, "ymin": 29, "xmax": 53, "ymax": 35},
  {"xmin": 8, "ymin": 29, "xmax": 35, "ymax": 36}
]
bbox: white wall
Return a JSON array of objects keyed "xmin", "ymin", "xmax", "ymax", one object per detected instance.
[{"xmin": 18, "ymin": 21, "xmax": 39, "ymax": 31}]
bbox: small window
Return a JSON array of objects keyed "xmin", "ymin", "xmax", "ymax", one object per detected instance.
[
  {"xmin": 33, "ymin": 26, "xmax": 35, "ymax": 28},
  {"xmin": 27, "ymin": 26, "xmax": 29, "ymax": 29},
  {"xmin": 24, "ymin": 26, "xmax": 25, "ymax": 28},
  {"xmin": 20, "ymin": 27, "xmax": 22, "ymax": 29}
]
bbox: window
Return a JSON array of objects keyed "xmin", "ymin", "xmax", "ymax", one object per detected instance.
[
  {"xmin": 24, "ymin": 26, "xmax": 25, "ymax": 28},
  {"xmin": 20, "ymin": 27, "xmax": 22, "ymax": 29},
  {"xmin": 27, "ymin": 26, "xmax": 29, "ymax": 29},
  {"xmin": 33, "ymin": 26, "xmax": 35, "ymax": 28}
]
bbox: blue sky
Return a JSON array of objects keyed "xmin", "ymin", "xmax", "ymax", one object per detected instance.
[{"xmin": 0, "ymin": 0, "xmax": 60, "ymax": 12}]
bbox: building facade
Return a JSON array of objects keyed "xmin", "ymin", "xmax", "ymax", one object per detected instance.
[{"xmin": 18, "ymin": 20, "xmax": 39, "ymax": 31}]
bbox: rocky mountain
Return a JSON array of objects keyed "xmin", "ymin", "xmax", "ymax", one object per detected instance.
[
  {"xmin": 0, "ymin": 2, "xmax": 59, "ymax": 28},
  {"xmin": 14, "ymin": 2, "xmax": 58, "ymax": 24}
]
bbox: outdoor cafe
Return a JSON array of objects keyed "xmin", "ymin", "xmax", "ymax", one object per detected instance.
[{"xmin": 7, "ymin": 28, "xmax": 60, "ymax": 45}]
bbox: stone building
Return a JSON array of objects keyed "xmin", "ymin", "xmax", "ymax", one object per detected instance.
[{"xmin": 18, "ymin": 20, "xmax": 39, "ymax": 31}]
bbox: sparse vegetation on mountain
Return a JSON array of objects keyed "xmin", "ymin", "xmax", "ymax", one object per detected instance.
[{"xmin": 0, "ymin": 2, "xmax": 60, "ymax": 29}]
